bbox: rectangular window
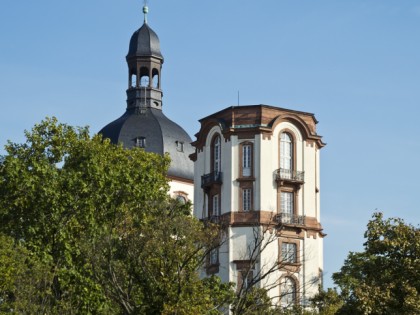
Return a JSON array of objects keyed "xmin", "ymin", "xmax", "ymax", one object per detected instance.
[
  {"xmin": 210, "ymin": 248, "xmax": 218, "ymax": 265},
  {"xmin": 240, "ymin": 269, "xmax": 254, "ymax": 289},
  {"xmin": 175, "ymin": 141, "xmax": 184, "ymax": 152},
  {"xmin": 242, "ymin": 144, "xmax": 252, "ymax": 177},
  {"xmin": 242, "ymin": 188, "xmax": 252, "ymax": 211},
  {"xmin": 212, "ymin": 194, "xmax": 220, "ymax": 216},
  {"xmin": 135, "ymin": 137, "xmax": 146, "ymax": 148},
  {"xmin": 282, "ymin": 242, "xmax": 297, "ymax": 263},
  {"xmin": 281, "ymin": 191, "xmax": 293, "ymax": 222}
]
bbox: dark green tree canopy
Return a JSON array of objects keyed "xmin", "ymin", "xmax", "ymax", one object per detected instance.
[
  {"xmin": 0, "ymin": 118, "xmax": 233, "ymax": 314},
  {"xmin": 313, "ymin": 212, "xmax": 419, "ymax": 315}
]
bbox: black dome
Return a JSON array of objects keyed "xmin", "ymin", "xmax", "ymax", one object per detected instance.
[
  {"xmin": 127, "ymin": 23, "xmax": 163, "ymax": 60},
  {"xmin": 99, "ymin": 108, "xmax": 194, "ymax": 181}
]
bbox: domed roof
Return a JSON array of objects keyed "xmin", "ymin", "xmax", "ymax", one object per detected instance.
[
  {"xmin": 99, "ymin": 108, "xmax": 194, "ymax": 181},
  {"xmin": 127, "ymin": 23, "xmax": 163, "ymax": 60}
]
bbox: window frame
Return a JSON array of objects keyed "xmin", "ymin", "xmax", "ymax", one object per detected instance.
[
  {"xmin": 175, "ymin": 140, "xmax": 184, "ymax": 152},
  {"xmin": 209, "ymin": 248, "xmax": 219, "ymax": 265},
  {"xmin": 280, "ymin": 276, "xmax": 298, "ymax": 307},
  {"xmin": 280, "ymin": 190, "xmax": 296, "ymax": 217},
  {"xmin": 281, "ymin": 242, "xmax": 297, "ymax": 264},
  {"xmin": 211, "ymin": 134, "xmax": 222, "ymax": 173},
  {"xmin": 242, "ymin": 188, "xmax": 252, "ymax": 212},
  {"xmin": 234, "ymin": 261, "xmax": 255, "ymax": 293},
  {"xmin": 211, "ymin": 194, "xmax": 220, "ymax": 216},
  {"xmin": 239, "ymin": 142, "xmax": 253, "ymax": 178},
  {"xmin": 134, "ymin": 136, "xmax": 146, "ymax": 148},
  {"xmin": 280, "ymin": 132, "xmax": 293, "ymax": 171}
]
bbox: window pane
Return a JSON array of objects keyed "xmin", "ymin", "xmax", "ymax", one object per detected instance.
[
  {"xmin": 281, "ymin": 192, "xmax": 293, "ymax": 218},
  {"xmin": 281, "ymin": 277, "xmax": 297, "ymax": 306},
  {"xmin": 240, "ymin": 270, "xmax": 254, "ymax": 289},
  {"xmin": 242, "ymin": 144, "xmax": 252, "ymax": 176},
  {"xmin": 280, "ymin": 133, "xmax": 292, "ymax": 171},
  {"xmin": 210, "ymin": 248, "xmax": 218, "ymax": 265},
  {"xmin": 212, "ymin": 194, "xmax": 220, "ymax": 216},
  {"xmin": 214, "ymin": 136, "xmax": 221, "ymax": 172},
  {"xmin": 243, "ymin": 189, "xmax": 252, "ymax": 211},
  {"xmin": 282, "ymin": 242, "xmax": 297, "ymax": 263}
]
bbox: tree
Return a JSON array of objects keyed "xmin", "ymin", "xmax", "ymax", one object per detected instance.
[
  {"xmin": 0, "ymin": 117, "xmax": 233, "ymax": 314},
  {"xmin": 0, "ymin": 233, "xmax": 53, "ymax": 313},
  {"xmin": 228, "ymin": 221, "xmax": 319, "ymax": 315},
  {"xmin": 313, "ymin": 212, "xmax": 420, "ymax": 315},
  {"xmin": 309, "ymin": 287, "xmax": 343, "ymax": 315},
  {"xmin": 89, "ymin": 199, "xmax": 235, "ymax": 314}
]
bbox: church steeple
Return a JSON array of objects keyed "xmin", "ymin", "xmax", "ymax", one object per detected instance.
[
  {"xmin": 99, "ymin": 3, "xmax": 194, "ymax": 182},
  {"xmin": 126, "ymin": 4, "xmax": 164, "ymax": 111}
]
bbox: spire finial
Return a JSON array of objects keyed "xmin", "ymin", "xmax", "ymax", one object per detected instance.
[{"xmin": 143, "ymin": 0, "xmax": 149, "ymax": 24}]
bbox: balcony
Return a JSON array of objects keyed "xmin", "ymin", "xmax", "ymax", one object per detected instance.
[
  {"xmin": 275, "ymin": 213, "xmax": 306, "ymax": 226},
  {"xmin": 202, "ymin": 215, "xmax": 221, "ymax": 224},
  {"xmin": 275, "ymin": 168, "xmax": 304, "ymax": 184},
  {"xmin": 201, "ymin": 171, "xmax": 223, "ymax": 189}
]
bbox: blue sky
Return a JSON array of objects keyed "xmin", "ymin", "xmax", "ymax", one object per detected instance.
[{"xmin": 1, "ymin": 0, "xmax": 419, "ymax": 289}]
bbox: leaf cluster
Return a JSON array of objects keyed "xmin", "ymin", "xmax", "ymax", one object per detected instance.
[
  {"xmin": 0, "ymin": 117, "xmax": 233, "ymax": 314},
  {"xmin": 313, "ymin": 212, "xmax": 420, "ymax": 315}
]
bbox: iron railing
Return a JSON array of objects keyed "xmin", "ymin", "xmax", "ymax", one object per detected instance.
[
  {"xmin": 275, "ymin": 168, "xmax": 304, "ymax": 182},
  {"xmin": 276, "ymin": 213, "xmax": 306, "ymax": 225},
  {"xmin": 201, "ymin": 171, "xmax": 223, "ymax": 188}
]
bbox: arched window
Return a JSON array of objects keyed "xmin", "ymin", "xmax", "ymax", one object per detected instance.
[
  {"xmin": 130, "ymin": 73, "xmax": 137, "ymax": 88},
  {"xmin": 213, "ymin": 135, "xmax": 221, "ymax": 174},
  {"xmin": 176, "ymin": 195, "xmax": 187, "ymax": 204},
  {"xmin": 280, "ymin": 132, "xmax": 292, "ymax": 171},
  {"xmin": 152, "ymin": 68, "xmax": 159, "ymax": 88},
  {"xmin": 281, "ymin": 277, "xmax": 297, "ymax": 307},
  {"xmin": 140, "ymin": 67, "xmax": 149, "ymax": 87},
  {"xmin": 242, "ymin": 143, "xmax": 252, "ymax": 177}
]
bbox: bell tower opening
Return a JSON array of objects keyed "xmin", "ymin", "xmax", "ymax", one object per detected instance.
[
  {"xmin": 152, "ymin": 68, "xmax": 159, "ymax": 89},
  {"xmin": 130, "ymin": 72, "xmax": 137, "ymax": 88},
  {"xmin": 139, "ymin": 67, "xmax": 149, "ymax": 87}
]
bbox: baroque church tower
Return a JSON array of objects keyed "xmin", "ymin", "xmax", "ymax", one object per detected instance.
[{"xmin": 100, "ymin": 5, "xmax": 194, "ymax": 202}]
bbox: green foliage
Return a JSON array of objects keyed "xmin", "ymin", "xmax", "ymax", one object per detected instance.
[
  {"xmin": 0, "ymin": 233, "xmax": 53, "ymax": 313},
  {"xmin": 0, "ymin": 117, "xmax": 234, "ymax": 314},
  {"xmin": 310, "ymin": 287, "xmax": 343, "ymax": 315},
  {"xmin": 89, "ymin": 199, "xmax": 235, "ymax": 314},
  {"xmin": 231, "ymin": 287, "xmax": 274, "ymax": 315},
  {"xmin": 329, "ymin": 212, "xmax": 420, "ymax": 315}
]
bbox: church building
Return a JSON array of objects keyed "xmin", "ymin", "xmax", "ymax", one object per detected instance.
[{"xmin": 100, "ymin": 4, "xmax": 326, "ymax": 310}]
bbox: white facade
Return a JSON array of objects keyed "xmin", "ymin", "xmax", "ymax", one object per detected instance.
[
  {"xmin": 169, "ymin": 179, "xmax": 194, "ymax": 204},
  {"xmin": 191, "ymin": 105, "xmax": 325, "ymax": 308}
]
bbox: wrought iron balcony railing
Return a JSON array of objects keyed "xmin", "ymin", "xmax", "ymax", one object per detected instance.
[
  {"xmin": 201, "ymin": 171, "xmax": 223, "ymax": 189},
  {"xmin": 276, "ymin": 213, "xmax": 306, "ymax": 226},
  {"xmin": 275, "ymin": 168, "xmax": 304, "ymax": 182}
]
